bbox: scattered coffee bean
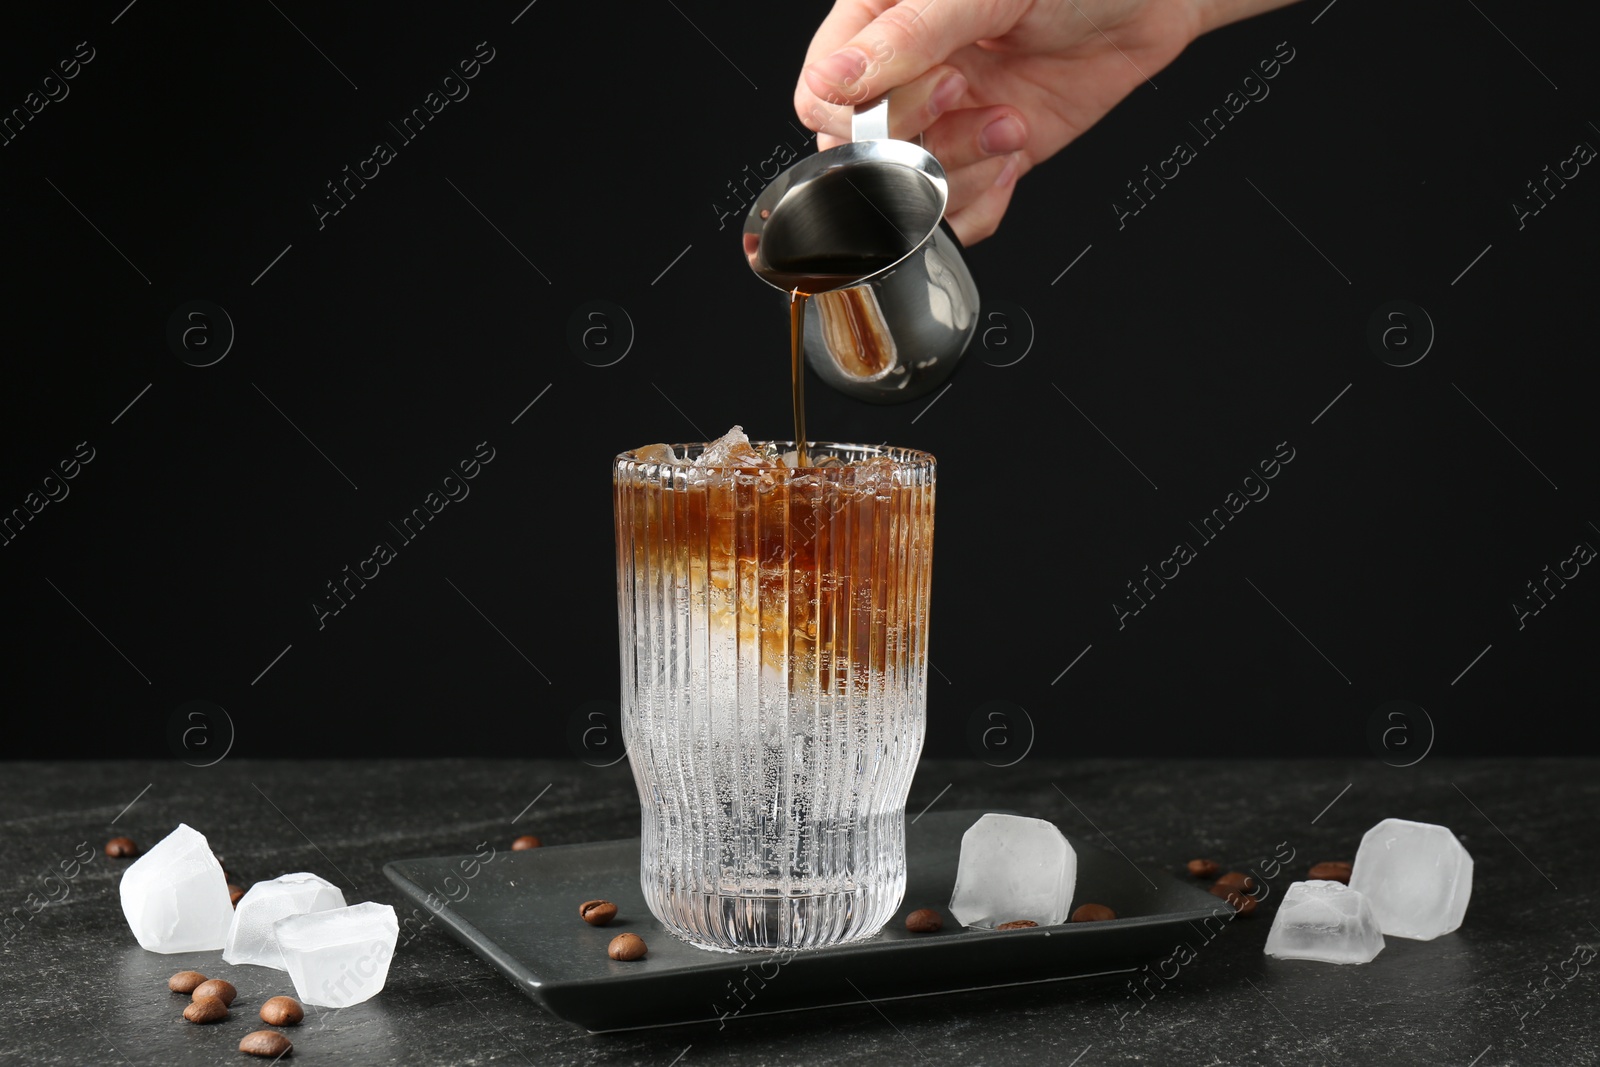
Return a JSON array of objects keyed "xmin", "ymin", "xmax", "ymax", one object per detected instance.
[
  {"xmin": 607, "ymin": 933, "xmax": 647, "ymax": 961},
  {"xmin": 1214, "ymin": 871, "xmax": 1256, "ymax": 892},
  {"xmin": 579, "ymin": 900, "xmax": 618, "ymax": 926},
  {"xmin": 995, "ymin": 920, "xmax": 1038, "ymax": 930},
  {"xmin": 1211, "ymin": 885, "xmax": 1258, "ymax": 917},
  {"xmin": 239, "ymin": 1030, "xmax": 293, "ymax": 1058},
  {"xmin": 511, "ymin": 835, "xmax": 542, "ymax": 851},
  {"xmin": 184, "ymin": 995, "xmax": 229, "ymax": 1024},
  {"xmin": 1071, "ymin": 903, "xmax": 1117, "ymax": 922},
  {"xmin": 192, "ymin": 979, "xmax": 237, "ymax": 1007},
  {"xmin": 260, "ymin": 996, "xmax": 303, "ymax": 1027},
  {"xmin": 1186, "ymin": 858, "xmax": 1220, "ymax": 879},
  {"xmin": 105, "ymin": 837, "xmax": 139, "ymax": 859},
  {"xmin": 905, "ymin": 908, "xmax": 942, "ymax": 933},
  {"xmin": 229, "ymin": 884, "xmax": 245, "ymax": 907},
  {"xmin": 1308, "ymin": 861, "xmax": 1352, "ymax": 884},
  {"xmin": 168, "ymin": 970, "xmax": 208, "ymax": 994}
]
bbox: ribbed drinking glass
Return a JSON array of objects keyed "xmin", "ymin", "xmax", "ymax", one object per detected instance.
[{"xmin": 614, "ymin": 442, "xmax": 935, "ymax": 952}]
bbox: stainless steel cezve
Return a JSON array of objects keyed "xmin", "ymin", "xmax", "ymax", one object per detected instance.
[{"xmin": 743, "ymin": 96, "xmax": 980, "ymax": 404}]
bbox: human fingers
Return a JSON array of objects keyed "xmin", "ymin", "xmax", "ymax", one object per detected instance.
[
  {"xmin": 920, "ymin": 105, "xmax": 1029, "ymax": 175},
  {"xmin": 941, "ymin": 153, "xmax": 1019, "ymax": 218},
  {"xmin": 794, "ymin": 0, "xmax": 887, "ymax": 136},
  {"xmin": 801, "ymin": 0, "xmax": 1027, "ymax": 111},
  {"xmin": 812, "ymin": 65, "xmax": 969, "ymax": 150},
  {"xmin": 944, "ymin": 151, "xmax": 1025, "ymax": 245}
]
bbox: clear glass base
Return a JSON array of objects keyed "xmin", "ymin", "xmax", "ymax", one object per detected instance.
[{"xmin": 642, "ymin": 874, "xmax": 906, "ymax": 953}]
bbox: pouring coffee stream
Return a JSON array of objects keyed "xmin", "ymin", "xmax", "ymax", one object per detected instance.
[
  {"xmin": 745, "ymin": 96, "xmax": 981, "ymax": 461},
  {"xmin": 790, "ymin": 292, "xmax": 807, "ymax": 468},
  {"xmin": 785, "ymin": 249, "xmax": 905, "ymax": 468}
]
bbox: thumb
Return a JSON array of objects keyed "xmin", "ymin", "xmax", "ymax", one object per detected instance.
[{"xmin": 802, "ymin": 1, "xmax": 1024, "ymax": 106}]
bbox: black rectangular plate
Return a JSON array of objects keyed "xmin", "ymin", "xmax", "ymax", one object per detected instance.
[{"xmin": 384, "ymin": 809, "xmax": 1225, "ymax": 1032}]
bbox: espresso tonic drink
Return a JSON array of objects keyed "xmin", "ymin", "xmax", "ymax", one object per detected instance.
[{"xmin": 615, "ymin": 428, "xmax": 935, "ymax": 951}]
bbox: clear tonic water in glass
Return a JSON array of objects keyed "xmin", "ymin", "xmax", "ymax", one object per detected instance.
[{"xmin": 614, "ymin": 438, "xmax": 935, "ymax": 951}]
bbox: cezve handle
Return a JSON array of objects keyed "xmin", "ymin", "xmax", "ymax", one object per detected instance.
[{"xmin": 851, "ymin": 96, "xmax": 891, "ymax": 142}]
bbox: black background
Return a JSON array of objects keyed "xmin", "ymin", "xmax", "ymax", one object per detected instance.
[{"xmin": 3, "ymin": 0, "xmax": 1595, "ymax": 761}]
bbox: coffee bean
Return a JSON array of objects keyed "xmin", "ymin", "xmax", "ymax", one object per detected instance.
[
  {"xmin": 168, "ymin": 971, "xmax": 207, "ymax": 994},
  {"xmin": 1214, "ymin": 871, "xmax": 1256, "ymax": 892},
  {"xmin": 229, "ymin": 884, "xmax": 245, "ymax": 907},
  {"xmin": 192, "ymin": 979, "xmax": 237, "ymax": 1007},
  {"xmin": 995, "ymin": 920, "xmax": 1038, "ymax": 930},
  {"xmin": 239, "ymin": 1030, "xmax": 293, "ymax": 1058},
  {"xmin": 105, "ymin": 837, "xmax": 139, "ymax": 859},
  {"xmin": 579, "ymin": 900, "xmax": 618, "ymax": 926},
  {"xmin": 607, "ymin": 933, "xmax": 647, "ymax": 961},
  {"xmin": 183, "ymin": 995, "xmax": 229, "ymax": 1024},
  {"xmin": 260, "ymin": 996, "xmax": 303, "ymax": 1027},
  {"xmin": 905, "ymin": 908, "xmax": 942, "ymax": 933},
  {"xmin": 511, "ymin": 835, "xmax": 542, "ymax": 851},
  {"xmin": 1211, "ymin": 885, "xmax": 1258, "ymax": 917},
  {"xmin": 1071, "ymin": 903, "xmax": 1117, "ymax": 922},
  {"xmin": 1308, "ymin": 861, "xmax": 1352, "ymax": 884},
  {"xmin": 1186, "ymin": 858, "xmax": 1220, "ymax": 879}
]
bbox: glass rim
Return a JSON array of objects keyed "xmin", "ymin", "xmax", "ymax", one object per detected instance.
[{"xmin": 615, "ymin": 440, "xmax": 935, "ymax": 473}]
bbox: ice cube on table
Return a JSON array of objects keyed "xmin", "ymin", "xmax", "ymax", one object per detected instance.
[
  {"xmin": 1264, "ymin": 880, "xmax": 1385, "ymax": 964},
  {"xmin": 949, "ymin": 813, "xmax": 1077, "ymax": 929},
  {"xmin": 1349, "ymin": 817, "xmax": 1473, "ymax": 940},
  {"xmin": 274, "ymin": 902, "xmax": 399, "ymax": 1007},
  {"xmin": 224, "ymin": 873, "xmax": 347, "ymax": 969},
  {"xmin": 118, "ymin": 823, "xmax": 234, "ymax": 953}
]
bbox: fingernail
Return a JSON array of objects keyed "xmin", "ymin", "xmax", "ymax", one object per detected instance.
[
  {"xmin": 929, "ymin": 72, "xmax": 966, "ymax": 119},
  {"xmin": 811, "ymin": 47, "xmax": 870, "ymax": 89},
  {"xmin": 993, "ymin": 152, "xmax": 1021, "ymax": 189},
  {"xmin": 979, "ymin": 115, "xmax": 1026, "ymax": 156}
]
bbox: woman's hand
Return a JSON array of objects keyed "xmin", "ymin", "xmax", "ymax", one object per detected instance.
[{"xmin": 794, "ymin": 0, "xmax": 1293, "ymax": 243}]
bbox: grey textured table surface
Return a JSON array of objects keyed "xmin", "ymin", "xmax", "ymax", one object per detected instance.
[{"xmin": 2, "ymin": 759, "xmax": 1595, "ymax": 1066}]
